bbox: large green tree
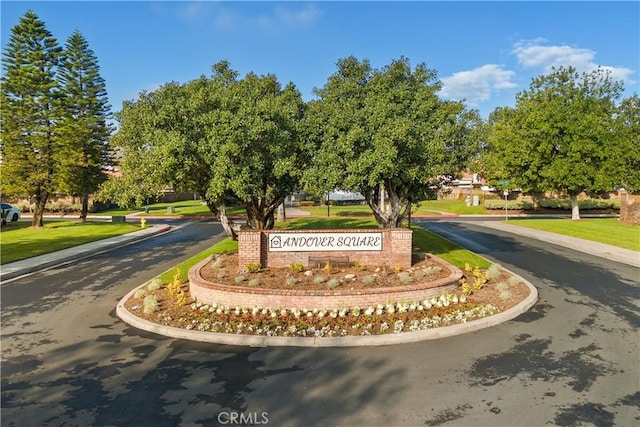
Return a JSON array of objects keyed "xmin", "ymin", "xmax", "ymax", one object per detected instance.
[
  {"xmin": 58, "ymin": 29, "xmax": 113, "ymax": 221},
  {"xmin": 612, "ymin": 94, "xmax": 640, "ymax": 192},
  {"xmin": 483, "ymin": 66, "xmax": 627, "ymax": 219},
  {"xmin": 303, "ymin": 56, "xmax": 481, "ymax": 228},
  {"xmin": 100, "ymin": 61, "xmax": 306, "ymax": 238},
  {"xmin": 0, "ymin": 10, "xmax": 63, "ymax": 227}
]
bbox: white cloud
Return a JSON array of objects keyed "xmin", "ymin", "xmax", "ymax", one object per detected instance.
[
  {"xmin": 512, "ymin": 39, "xmax": 634, "ymax": 83},
  {"xmin": 172, "ymin": 2, "xmax": 320, "ymax": 32},
  {"xmin": 439, "ymin": 64, "xmax": 518, "ymax": 106}
]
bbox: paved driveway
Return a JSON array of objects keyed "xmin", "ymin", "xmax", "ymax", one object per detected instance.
[{"xmin": 1, "ymin": 220, "xmax": 638, "ymax": 426}]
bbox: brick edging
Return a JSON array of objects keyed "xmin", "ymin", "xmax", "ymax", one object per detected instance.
[{"xmin": 188, "ymin": 253, "xmax": 463, "ymax": 310}]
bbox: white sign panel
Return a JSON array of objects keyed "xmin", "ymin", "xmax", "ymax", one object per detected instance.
[{"xmin": 268, "ymin": 232, "xmax": 383, "ymax": 252}]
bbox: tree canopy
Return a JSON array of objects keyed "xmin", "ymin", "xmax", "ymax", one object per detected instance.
[
  {"xmin": 58, "ymin": 29, "xmax": 113, "ymax": 221},
  {"xmin": 1, "ymin": 10, "xmax": 63, "ymax": 227},
  {"xmin": 482, "ymin": 66, "xmax": 631, "ymax": 219},
  {"xmin": 1, "ymin": 11, "xmax": 112, "ymax": 226},
  {"xmin": 303, "ymin": 56, "xmax": 481, "ymax": 228},
  {"xmin": 101, "ymin": 61, "xmax": 306, "ymax": 238}
]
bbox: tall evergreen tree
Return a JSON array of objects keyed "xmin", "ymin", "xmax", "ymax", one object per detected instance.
[
  {"xmin": 58, "ymin": 29, "xmax": 112, "ymax": 221},
  {"xmin": 0, "ymin": 10, "xmax": 63, "ymax": 227}
]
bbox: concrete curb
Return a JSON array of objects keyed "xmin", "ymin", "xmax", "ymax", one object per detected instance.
[
  {"xmin": 475, "ymin": 221, "xmax": 639, "ymax": 267},
  {"xmin": 0, "ymin": 225, "xmax": 171, "ymax": 281},
  {"xmin": 116, "ymin": 267, "xmax": 538, "ymax": 347}
]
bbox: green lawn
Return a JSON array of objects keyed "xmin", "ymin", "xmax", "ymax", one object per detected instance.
[
  {"xmin": 507, "ymin": 218, "xmax": 640, "ymax": 251},
  {"xmin": 296, "ymin": 199, "xmax": 487, "ymax": 217},
  {"xmin": 96, "ymin": 200, "xmax": 245, "ymax": 217},
  {"xmin": 0, "ymin": 221, "xmax": 142, "ymax": 264},
  {"xmin": 413, "ymin": 199, "xmax": 487, "ymax": 215}
]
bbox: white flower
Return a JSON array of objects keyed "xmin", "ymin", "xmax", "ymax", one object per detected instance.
[
  {"xmin": 424, "ymin": 301, "xmax": 432, "ymax": 309},
  {"xmin": 376, "ymin": 308, "xmax": 384, "ymax": 315},
  {"xmin": 365, "ymin": 307, "xmax": 374, "ymax": 316},
  {"xmin": 307, "ymin": 312, "xmax": 313, "ymax": 318},
  {"xmin": 452, "ymin": 295, "xmax": 459, "ymax": 304}
]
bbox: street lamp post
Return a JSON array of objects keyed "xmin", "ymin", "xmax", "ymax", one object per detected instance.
[{"xmin": 503, "ymin": 189, "xmax": 509, "ymax": 221}]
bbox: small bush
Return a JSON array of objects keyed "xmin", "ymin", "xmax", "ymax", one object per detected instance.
[
  {"xmin": 299, "ymin": 201, "xmax": 315, "ymax": 207},
  {"xmin": 398, "ymin": 272, "xmax": 413, "ymax": 284},
  {"xmin": 285, "ymin": 277, "xmax": 298, "ymax": 286},
  {"xmin": 508, "ymin": 276, "xmax": 522, "ymax": 286},
  {"xmin": 314, "ymin": 275, "xmax": 326, "ymax": 284},
  {"xmin": 495, "ymin": 282, "xmax": 510, "ymax": 291},
  {"xmin": 327, "ymin": 278, "xmax": 341, "ymax": 289},
  {"xmin": 499, "ymin": 290, "xmax": 513, "ymax": 300},
  {"xmin": 134, "ymin": 289, "xmax": 146, "ymax": 299},
  {"xmin": 245, "ymin": 263, "xmax": 261, "ymax": 273},
  {"xmin": 234, "ymin": 275, "xmax": 246, "ymax": 284},
  {"xmin": 167, "ymin": 269, "xmax": 182, "ymax": 299},
  {"xmin": 211, "ymin": 257, "xmax": 224, "ymax": 269},
  {"xmin": 143, "ymin": 295, "xmax": 158, "ymax": 314},
  {"xmin": 362, "ymin": 275, "xmax": 376, "ymax": 285},
  {"xmin": 146, "ymin": 278, "xmax": 162, "ymax": 291},
  {"xmin": 289, "ymin": 263, "xmax": 305, "ymax": 273},
  {"xmin": 486, "ymin": 264, "xmax": 502, "ymax": 280},
  {"xmin": 484, "ymin": 199, "xmax": 534, "ymax": 210},
  {"xmin": 248, "ymin": 279, "xmax": 260, "ymax": 287},
  {"xmin": 216, "ymin": 269, "xmax": 228, "ymax": 279},
  {"xmin": 414, "ymin": 270, "xmax": 426, "ymax": 279}
]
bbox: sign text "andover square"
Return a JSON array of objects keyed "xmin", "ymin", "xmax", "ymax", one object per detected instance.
[{"xmin": 268, "ymin": 232, "xmax": 383, "ymax": 252}]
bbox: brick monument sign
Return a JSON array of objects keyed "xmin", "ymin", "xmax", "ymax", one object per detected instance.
[{"xmin": 237, "ymin": 228, "xmax": 413, "ymax": 269}]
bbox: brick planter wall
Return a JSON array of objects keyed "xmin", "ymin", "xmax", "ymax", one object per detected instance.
[
  {"xmin": 619, "ymin": 191, "xmax": 640, "ymax": 225},
  {"xmin": 238, "ymin": 228, "xmax": 413, "ymax": 269},
  {"xmin": 189, "ymin": 254, "xmax": 463, "ymax": 310}
]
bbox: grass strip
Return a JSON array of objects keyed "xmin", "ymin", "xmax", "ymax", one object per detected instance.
[
  {"xmin": 506, "ymin": 218, "xmax": 640, "ymax": 251},
  {"xmin": 158, "ymin": 239, "xmax": 238, "ymax": 284},
  {"xmin": 0, "ymin": 221, "xmax": 142, "ymax": 264}
]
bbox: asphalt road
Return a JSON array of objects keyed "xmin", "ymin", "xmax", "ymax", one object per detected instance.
[{"xmin": 1, "ymin": 219, "xmax": 638, "ymax": 427}]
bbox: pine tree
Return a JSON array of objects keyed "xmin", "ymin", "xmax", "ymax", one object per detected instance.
[
  {"xmin": 58, "ymin": 29, "xmax": 113, "ymax": 221},
  {"xmin": 0, "ymin": 10, "xmax": 63, "ymax": 227}
]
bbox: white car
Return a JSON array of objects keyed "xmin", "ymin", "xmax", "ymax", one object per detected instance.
[{"xmin": 1, "ymin": 203, "xmax": 21, "ymax": 222}]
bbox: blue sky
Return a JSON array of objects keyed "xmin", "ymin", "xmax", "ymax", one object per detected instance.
[{"xmin": 2, "ymin": 1, "xmax": 638, "ymax": 118}]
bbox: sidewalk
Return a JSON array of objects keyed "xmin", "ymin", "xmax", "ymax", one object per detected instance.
[
  {"xmin": 0, "ymin": 224, "xmax": 171, "ymax": 282},
  {"xmin": 475, "ymin": 220, "xmax": 639, "ymax": 267}
]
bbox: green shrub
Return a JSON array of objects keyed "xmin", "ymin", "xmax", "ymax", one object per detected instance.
[
  {"xmin": 299, "ymin": 201, "xmax": 315, "ymax": 207},
  {"xmin": 216, "ymin": 269, "xmax": 227, "ymax": 279},
  {"xmin": 362, "ymin": 275, "xmax": 376, "ymax": 285},
  {"xmin": 245, "ymin": 262, "xmax": 261, "ymax": 273},
  {"xmin": 398, "ymin": 272, "xmax": 413, "ymax": 284},
  {"xmin": 134, "ymin": 289, "xmax": 146, "ymax": 299},
  {"xmin": 211, "ymin": 257, "xmax": 224, "ymax": 269},
  {"xmin": 314, "ymin": 275, "xmax": 326, "ymax": 284},
  {"xmin": 327, "ymin": 278, "xmax": 341, "ymax": 289},
  {"xmin": 484, "ymin": 199, "xmax": 534, "ymax": 210},
  {"xmin": 234, "ymin": 275, "xmax": 246, "ymax": 284},
  {"xmin": 248, "ymin": 279, "xmax": 260, "ymax": 287},
  {"xmin": 508, "ymin": 276, "xmax": 522, "ymax": 286},
  {"xmin": 285, "ymin": 277, "xmax": 298, "ymax": 286},
  {"xmin": 146, "ymin": 278, "xmax": 162, "ymax": 291},
  {"xmin": 486, "ymin": 264, "xmax": 502, "ymax": 280},
  {"xmin": 143, "ymin": 295, "xmax": 158, "ymax": 314},
  {"xmin": 289, "ymin": 262, "xmax": 305, "ymax": 273}
]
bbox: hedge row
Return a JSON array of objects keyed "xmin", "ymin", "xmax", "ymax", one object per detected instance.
[{"xmin": 485, "ymin": 198, "xmax": 620, "ymax": 210}]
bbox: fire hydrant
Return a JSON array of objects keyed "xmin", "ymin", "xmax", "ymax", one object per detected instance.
[{"xmin": 140, "ymin": 218, "xmax": 147, "ymax": 228}]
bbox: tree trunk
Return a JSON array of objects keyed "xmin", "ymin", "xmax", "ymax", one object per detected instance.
[
  {"xmin": 366, "ymin": 182, "xmax": 406, "ymax": 228},
  {"xmin": 246, "ymin": 197, "xmax": 282, "ymax": 230},
  {"xmin": 79, "ymin": 191, "xmax": 89, "ymax": 222},
  {"xmin": 570, "ymin": 194, "xmax": 581, "ymax": 220},
  {"xmin": 207, "ymin": 199, "xmax": 238, "ymax": 240},
  {"xmin": 32, "ymin": 190, "xmax": 48, "ymax": 228}
]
